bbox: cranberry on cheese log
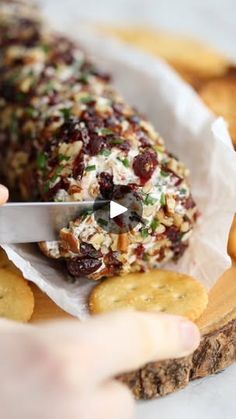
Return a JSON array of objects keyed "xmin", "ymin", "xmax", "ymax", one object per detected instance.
[{"xmin": 0, "ymin": 0, "xmax": 198, "ymax": 280}]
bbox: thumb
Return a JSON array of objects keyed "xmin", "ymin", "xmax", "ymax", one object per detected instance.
[{"xmin": 0, "ymin": 185, "xmax": 9, "ymax": 205}]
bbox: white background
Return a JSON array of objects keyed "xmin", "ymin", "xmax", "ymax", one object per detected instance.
[{"xmin": 40, "ymin": 1, "xmax": 236, "ymax": 418}]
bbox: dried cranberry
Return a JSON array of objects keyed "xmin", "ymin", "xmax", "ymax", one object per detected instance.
[
  {"xmin": 130, "ymin": 212, "xmax": 145, "ymax": 225},
  {"xmin": 156, "ymin": 247, "xmax": 166, "ymax": 262},
  {"xmin": 87, "ymin": 133, "xmax": 108, "ymax": 156},
  {"xmin": 18, "ymin": 19, "xmax": 41, "ymax": 47},
  {"xmin": 136, "ymin": 244, "xmax": 145, "ymax": 258},
  {"xmin": 80, "ymin": 110, "xmax": 104, "ymax": 132},
  {"xmin": 67, "ymin": 257, "xmax": 102, "ymax": 277},
  {"xmin": 185, "ymin": 196, "xmax": 196, "ymax": 210},
  {"xmin": 172, "ymin": 242, "xmax": 188, "ymax": 261},
  {"xmin": 80, "ymin": 61, "xmax": 94, "ymax": 74},
  {"xmin": 139, "ymin": 136, "xmax": 151, "ymax": 148},
  {"xmin": 98, "ymin": 172, "xmax": 114, "ymax": 199},
  {"xmin": 104, "ymin": 251, "xmax": 122, "ymax": 274},
  {"xmin": 166, "ymin": 226, "xmax": 181, "ymax": 243},
  {"xmin": 45, "ymin": 178, "xmax": 70, "ymax": 200},
  {"xmin": 113, "ymin": 103, "xmax": 125, "ymax": 115},
  {"xmin": 73, "ymin": 152, "xmax": 84, "ymax": 179},
  {"xmin": 48, "ymin": 93, "xmax": 60, "ymax": 106},
  {"xmin": 129, "ymin": 115, "xmax": 141, "ymax": 125},
  {"xmin": 50, "ymin": 37, "xmax": 76, "ymax": 65},
  {"xmin": 119, "ymin": 140, "xmax": 131, "ymax": 152},
  {"xmin": 133, "ymin": 150, "xmax": 158, "ymax": 183},
  {"xmin": 80, "ymin": 242, "xmax": 102, "ymax": 258},
  {"xmin": 91, "ymin": 68, "xmax": 111, "ymax": 82},
  {"xmin": 1, "ymin": 82, "xmax": 17, "ymax": 102},
  {"xmin": 106, "ymin": 116, "xmax": 118, "ymax": 127},
  {"xmin": 112, "ymin": 184, "xmax": 131, "ymax": 200},
  {"xmin": 46, "ymin": 115, "xmax": 61, "ymax": 126},
  {"xmin": 174, "ymin": 176, "xmax": 183, "ymax": 187},
  {"xmin": 58, "ymin": 120, "xmax": 82, "ymax": 143},
  {"xmin": 55, "ymin": 50, "xmax": 74, "ymax": 65},
  {"xmin": 113, "ymin": 215, "xmax": 125, "ymax": 228}
]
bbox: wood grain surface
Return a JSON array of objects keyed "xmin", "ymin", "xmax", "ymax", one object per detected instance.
[{"xmin": 30, "ymin": 283, "xmax": 72, "ymax": 323}]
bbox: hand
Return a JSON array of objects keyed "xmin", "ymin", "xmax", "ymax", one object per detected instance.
[
  {"xmin": 0, "ymin": 311, "xmax": 200, "ymax": 419},
  {"xmin": 0, "ymin": 184, "xmax": 8, "ymax": 204}
]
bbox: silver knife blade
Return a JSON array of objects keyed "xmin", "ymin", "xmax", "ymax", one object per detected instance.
[{"xmin": 0, "ymin": 201, "xmax": 104, "ymax": 244}]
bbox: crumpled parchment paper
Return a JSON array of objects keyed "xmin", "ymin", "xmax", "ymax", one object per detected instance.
[{"xmin": 2, "ymin": 31, "xmax": 236, "ymax": 319}]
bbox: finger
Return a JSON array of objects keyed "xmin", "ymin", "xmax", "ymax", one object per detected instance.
[
  {"xmin": 77, "ymin": 380, "xmax": 135, "ymax": 419},
  {"xmin": 40, "ymin": 310, "xmax": 200, "ymax": 388},
  {"xmin": 0, "ymin": 185, "xmax": 9, "ymax": 205}
]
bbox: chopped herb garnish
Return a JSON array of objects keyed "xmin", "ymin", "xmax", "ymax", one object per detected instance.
[
  {"xmin": 49, "ymin": 176, "xmax": 58, "ymax": 185},
  {"xmin": 44, "ymin": 182, "xmax": 50, "ymax": 193},
  {"xmin": 25, "ymin": 107, "xmax": 38, "ymax": 118},
  {"xmin": 61, "ymin": 108, "xmax": 71, "ymax": 120},
  {"xmin": 81, "ymin": 209, "xmax": 94, "ymax": 219},
  {"xmin": 144, "ymin": 194, "xmax": 158, "ymax": 206},
  {"xmin": 10, "ymin": 116, "xmax": 18, "ymax": 136},
  {"xmin": 16, "ymin": 92, "xmax": 26, "ymax": 102},
  {"xmin": 50, "ymin": 166, "xmax": 63, "ymax": 184},
  {"xmin": 79, "ymin": 73, "xmax": 90, "ymax": 84},
  {"xmin": 180, "ymin": 188, "xmax": 187, "ymax": 195},
  {"xmin": 160, "ymin": 170, "xmax": 169, "ymax": 177},
  {"xmin": 37, "ymin": 152, "xmax": 48, "ymax": 171},
  {"xmin": 162, "ymin": 158, "xmax": 169, "ymax": 165},
  {"xmin": 44, "ymin": 81, "xmax": 56, "ymax": 93},
  {"xmin": 98, "ymin": 218, "xmax": 108, "ymax": 227},
  {"xmin": 80, "ymin": 95, "xmax": 94, "ymax": 104},
  {"xmin": 58, "ymin": 154, "xmax": 70, "ymax": 162},
  {"xmin": 150, "ymin": 219, "xmax": 160, "ymax": 231},
  {"xmin": 154, "ymin": 145, "xmax": 164, "ymax": 154},
  {"xmin": 85, "ymin": 165, "xmax": 96, "ymax": 172},
  {"xmin": 100, "ymin": 128, "xmax": 114, "ymax": 136},
  {"xmin": 9, "ymin": 71, "xmax": 21, "ymax": 84},
  {"xmin": 140, "ymin": 228, "xmax": 149, "ymax": 238},
  {"xmin": 100, "ymin": 149, "xmax": 111, "ymax": 157},
  {"xmin": 117, "ymin": 157, "xmax": 130, "ymax": 168},
  {"xmin": 41, "ymin": 44, "xmax": 51, "ymax": 54},
  {"xmin": 111, "ymin": 138, "xmax": 123, "ymax": 145},
  {"xmin": 160, "ymin": 192, "xmax": 166, "ymax": 206}
]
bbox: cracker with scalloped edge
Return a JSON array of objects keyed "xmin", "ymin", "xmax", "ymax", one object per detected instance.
[
  {"xmin": 102, "ymin": 26, "xmax": 229, "ymax": 87},
  {"xmin": 228, "ymin": 216, "xmax": 236, "ymax": 261},
  {"xmin": 0, "ymin": 268, "xmax": 34, "ymax": 322},
  {"xmin": 199, "ymin": 78, "xmax": 236, "ymax": 146},
  {"xmin": 0, "ymin": 249, "xmax": 20, "ymax": 274},
  {"xmin": 89, "ymin": 270, "xmax": 208, "ymax": 321}
]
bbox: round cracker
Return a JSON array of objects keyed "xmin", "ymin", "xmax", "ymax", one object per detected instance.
[
  {"xmin": 89, "ymin": 270, "xmax": 208, "ymax": 321},
  {"xmin": 0, "ymin": 249, "xmax": 19, "ymax": 274},
  {"xmin": 102, "ymin": 26, "xmax": 229, "ymax": 82},
  {"xmin": 199, "ymin": 78, "xmax": 236, "ymax": 146},
  {"xmin": 0, "ymin": 268, "xmax": 34, "ymax": 322},
  {"xmin": 228, "ymin": 215, "xmax": 236, "ymax": 262}
]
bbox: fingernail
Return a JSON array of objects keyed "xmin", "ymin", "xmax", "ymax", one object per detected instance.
[
  {"xmin": 0, "ymin": 184, "xmax": 7, "ymax": 191},
  {"xmin": 180, "ymin": 320, "xmax": 200, "ymax": 352},
  {"xmin": 0, "ymin": 185, "xmax": 9, "ymax": 203}
]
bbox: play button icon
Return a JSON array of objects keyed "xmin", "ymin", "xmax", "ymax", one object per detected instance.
[
  {"xmin": 93, "ymin": 185, "xmax": 144, "ymax": 234},
  {"xmin": 110, "ymin": 201, "xmax": 128, "ymax": 219}
]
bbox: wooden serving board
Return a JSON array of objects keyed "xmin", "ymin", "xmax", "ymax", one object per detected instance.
[
  {"xmin": 28, "ymin": 29, "xmax": 236, "ymax": 399},
  {"xmin": 28, "ymin": 218, "xmax": 236, "ymax": 399}
]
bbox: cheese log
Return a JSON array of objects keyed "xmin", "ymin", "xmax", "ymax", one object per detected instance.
[{"xmin": 0, "ymin": 0, "xmax": 197, "ymax": 280}]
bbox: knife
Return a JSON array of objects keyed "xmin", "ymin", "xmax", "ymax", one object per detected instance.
[{"xmin": 0, "ymin": 201, "xmax": 106, "ymax": 244}]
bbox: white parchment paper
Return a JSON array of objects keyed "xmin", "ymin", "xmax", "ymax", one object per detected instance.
[{"xmin": 2, "ymin": 33, "xmax": 236, "ymax": 319}]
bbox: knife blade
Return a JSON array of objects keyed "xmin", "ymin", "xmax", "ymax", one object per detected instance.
[{"xmin": 0, "ymin": 201, "xmax": 106, "ymax": 244}]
